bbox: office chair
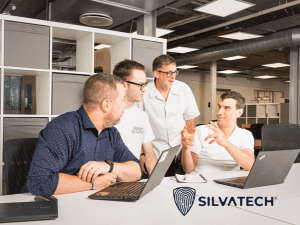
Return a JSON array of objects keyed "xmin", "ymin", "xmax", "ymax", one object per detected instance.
[{"xmin": 3, "ymin": 138, "xmax": 38, "ymax": 195}]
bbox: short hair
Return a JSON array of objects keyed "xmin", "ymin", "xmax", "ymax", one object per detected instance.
[
  {"xmin": 220, "ymin": 91, "xmax": 245, "ymax": 109},
  {"xmin": 153, "ymin": 54, "xmax": 176, "ymax": 71},
  {"xmin": 113, "ymin": 59, "xmax": 146, "ymax": 81},
  {"xmin": 83, "ymin": 73, "xmax": 123, "ymax": 110}
]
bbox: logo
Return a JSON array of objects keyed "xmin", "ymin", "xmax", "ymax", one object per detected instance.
[
  {"xmin": 173, "ymin": 187, "xmax": 196, "ymax": 216},
  {"xmin": 132, "ymin": 126, "xmax": 144, "ymax": 134},
  {"xmin": 259, "ymin": 155, "xmax": 266, "ymax": 160}
]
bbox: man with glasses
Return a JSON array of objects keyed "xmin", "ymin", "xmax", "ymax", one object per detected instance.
[
  {"xmin": 136, "ymin": 55, "xmax": 200, "ymax": 176},
  {"xmin": 113, "ymin": 59, "xmax": 157, "ymax": 176}
]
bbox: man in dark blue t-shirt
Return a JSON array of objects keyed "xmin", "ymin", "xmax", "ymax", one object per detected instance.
[{"xmin": 27, "ymin": 73, "xmax": 142, "ymax": 195}]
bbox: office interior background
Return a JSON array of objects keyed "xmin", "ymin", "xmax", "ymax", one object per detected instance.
[{"xmin": 0, "ymin": 0, "xmax": 300, "ymax": 195}]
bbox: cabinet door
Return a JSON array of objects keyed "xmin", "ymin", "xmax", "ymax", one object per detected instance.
[
  {"xmin": 132, "ymin": 39, "xmax": 163, "ymax": 78},
  {"xmin": 52, "ymin": 73, "xmax": 89, "ymax": 115},
  {"xmin": 4, "ymin": 21, "xmax": 50, "ymax": 69}
]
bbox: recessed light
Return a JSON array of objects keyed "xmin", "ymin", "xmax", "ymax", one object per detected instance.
[
  {"xmin": 167, "ymin": 47, "xmax": 199, "ymax": 54},
  {"xmin": 194, "ymin": 0, "xmax": 255, "ymax": 17},
  {"xmin": 132, "ymin": 28, "xmax": 174, "ymax": 38},
  {"xmin": 94, "ymin": 44, "xmax": 111, "ymax": 50},
  {"xmin": 254, "ymin": 75, "xmax": 278, "ymax": 79},
  {"xmin": 218, "ymin": 70, "xmax": 240, "ymax": 74},
  {"xmin": 177, "ymin": 65, "xmax": 198, "ymax": 69},
  {"xmin": 286, "ymin": 80, "xmax": 290, "ymax": 82},
  {"xmin": 262, "ymin": 63, "xmax": 290, "ymax": 68},
  {"xmin": 219, "ymin": 32, "xmax": 263, "ymax": 40},
  {"xmin": 222, "ymin": 56, "xmax": 247, "ymax": 61}
]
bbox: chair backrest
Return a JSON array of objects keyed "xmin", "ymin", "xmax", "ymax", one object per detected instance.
[
  {"xmin": 3, "ymin": 138, "xmax": 38, "ymax": 195},
  {"xmin": 249, "ymin": 123, "xmax": 264, "ymax": 140},
  {"xmin": 262, "ymin": 124, "xmax": 300, "ymax": 163}
]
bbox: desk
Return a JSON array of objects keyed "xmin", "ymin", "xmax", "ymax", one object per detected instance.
[{"xmin": 1, "ymin": 164, "xmax": 299, "ymax": 225}]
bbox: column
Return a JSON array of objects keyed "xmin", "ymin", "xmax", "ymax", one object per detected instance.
[
  {"xmin": 137, "ymin": 10, "xmax": 156, "ymax": 37},
  {"xmin": 210, "ymin": 60, "xmax": 217, "ymax": 121}
]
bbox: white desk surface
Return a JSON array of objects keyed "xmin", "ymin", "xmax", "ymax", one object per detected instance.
[{"xmin": 0, "ymin": 164, "xmax": 299, "ymax": 225}]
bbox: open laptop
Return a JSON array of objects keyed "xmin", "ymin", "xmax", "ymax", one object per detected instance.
[
  {"xmin": 89, "ymin": 145, "xmax": 180, "ymax": 201},
  {"xmin": 213, "ymin": 149, "xmax": 299, "ymax": 189}
]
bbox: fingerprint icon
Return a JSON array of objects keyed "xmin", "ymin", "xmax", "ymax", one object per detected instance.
[{"xmin": 173, "ymin": 187, "xmax": 196, "ymax": 216}]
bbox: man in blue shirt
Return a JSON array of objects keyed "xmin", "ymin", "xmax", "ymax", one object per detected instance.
[{"xmin": 27, "ymin": 73, "xmax": 142, "ymax": 195}]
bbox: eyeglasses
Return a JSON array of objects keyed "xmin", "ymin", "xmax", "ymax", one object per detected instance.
[
  {"xmin": 157, "ymin": 70, "xmax": 179, "ymax": 77},
  {"xmin": 124, "ymin": 81, "xmax": 148, "ymax": 90}
]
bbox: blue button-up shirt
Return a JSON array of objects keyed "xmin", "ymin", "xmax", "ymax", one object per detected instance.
[{"xmin": 26, "ymin": 106, "xmax": 141, "ymax": 195}]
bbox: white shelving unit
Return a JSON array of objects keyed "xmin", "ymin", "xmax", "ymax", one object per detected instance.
[
  {"xmin": 238, "ymin": 103, "xmax": 280, "ymax": 127},
  {"xmin": 0, "ymin": 14, "xmax": 166, "ymax": 195}
]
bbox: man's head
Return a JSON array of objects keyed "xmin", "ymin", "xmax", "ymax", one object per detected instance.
[
  {"xmin": 83, "ymin": 73, "xmax": 126, "ymax": 128},
  {"xmin": 113, "ymin": 59, "xmax": 147, "ymax": 104},
  {"xmin": 153, "ymin": 55, "xmax": 178, "ymax": 89},
  {"xmin": 217, "ymin": 91, "xmax": 245, "ymax": 128}
]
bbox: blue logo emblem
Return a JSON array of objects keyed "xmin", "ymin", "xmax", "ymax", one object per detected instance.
[{"xmin": 173, "ymin": 187, "xmax": 196, "ymax": 216}]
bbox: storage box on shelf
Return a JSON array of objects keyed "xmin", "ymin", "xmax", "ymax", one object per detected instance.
[{"xmin": 0, "ymin": 14, "xmax": 166, "ymax": 194}]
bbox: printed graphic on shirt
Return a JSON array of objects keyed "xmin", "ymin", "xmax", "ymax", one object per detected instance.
[{"xmin": 132, "ymin": 126, "xmax": 144, "ymax": 134}]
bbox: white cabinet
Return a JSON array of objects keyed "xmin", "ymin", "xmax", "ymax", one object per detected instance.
[
  {"xmin": 0, "ymin": 15, "xmax": 166, "ymax": 194},
  {"xmin": 238, "ymin": 103, "xmax": 280, "ymax": 127}
]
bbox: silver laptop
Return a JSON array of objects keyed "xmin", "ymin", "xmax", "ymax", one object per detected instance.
[
  {"xmin": 89, "ymin": 145, "xmax": 180, "ymax": 201},
  {"xmin": 214, "ymin": 149, "xmax": 299, "ymax": 189}
]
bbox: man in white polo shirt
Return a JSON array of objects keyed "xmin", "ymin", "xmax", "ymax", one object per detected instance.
[
  {"xmin": 181, "ymin": 91, "xmax": 255, "ymax": 174},
  {"xmin": 114, "ymin": 59, "xmax": 157, "ymax": 175},
  {"xmin": 136, "ymin": 55, "xmax": 200, "ymax": 176}
]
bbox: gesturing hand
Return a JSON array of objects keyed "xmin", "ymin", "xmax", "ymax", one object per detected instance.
[
  {"xmin": 77, "ymin": 161, "xmax": 110, "ymax": 182},
  {"xmin": 181, "ymin": 125, "xmax": 196, "ymax": 147},
  {"xmin": 94, "ymin": 173, "xmax": 117, "ymax": 190},
  {"xmin": 204, "ymin": 121, "xmax": 227, "ymax": 146}
]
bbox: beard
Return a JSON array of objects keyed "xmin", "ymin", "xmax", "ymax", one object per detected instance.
[{"xmin": 103, "ymin": 111, "xmax": 121, "ymax": 128}]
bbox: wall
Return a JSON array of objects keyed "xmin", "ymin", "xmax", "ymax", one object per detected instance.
[{"xmin": 176, "ymin": 70, "xmax": 290, "ymax": 125}]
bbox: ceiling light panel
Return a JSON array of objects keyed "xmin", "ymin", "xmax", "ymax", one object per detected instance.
[
  {"xmin": 218, "ymin": 70, "xmax": 241, "ymax": 74},
  {"xmin": 94, "ymin": 44, "xmax": 111, "ymax": 50},
  {"xmin": 222, "ymin": 56, "xmax": 247, "ymax": 61},
  {"xmin": 194, "ymin": 0, "xmax": 255, "ymax": 17},
  {"xmin": 167, "ymin": 47, "xmax": 199, "ymax": 54},
  {"xmin": 262, "ymin": 63, "xmax": 290, "ymax": 68},
  {"xmin": 219, "ymin": 32, "xmax": 263, "ymax": 40},
  {"xmin": 177, "ymin": 65, "xmax": 198, "ymax": 69},
  {"xmin": 254, "ymin": 75, "xmax": 278, "ymax": 79}
]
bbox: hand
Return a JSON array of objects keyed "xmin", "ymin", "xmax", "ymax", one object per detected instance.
[
  {"xmin": 139, "ymin": 154, "xmax": 148, "ymax": 175},
  {"xmin": 204, "ymin": 121, "xmax": 227, "ymax": 146},
  {"xmin": 77, "ymin": 161, "xmax": 110, "ymax": 182},
  {"xmin": 93, "ymin": 173, "xmax": 117, "ymax": 190},
  {"xmin": 181, "ymin": 125, "xmax": 196, "ymax": 147}
]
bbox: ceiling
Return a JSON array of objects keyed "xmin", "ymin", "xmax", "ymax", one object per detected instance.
[{"xmin": 1, "ymin": 0, "xmax": 299, "ymax": 81}]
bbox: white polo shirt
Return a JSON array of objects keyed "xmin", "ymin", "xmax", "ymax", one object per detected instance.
[
  {"xmin": 114, "ymin": 105, "xmax": 155, "ymax": 159},
  {"xmin": 136, "ymin": 80, "xmax": 200, "ymax": 158},
  {"xmin": 190, "ymin": 124, "xmax": 254, "ymax": 174}
]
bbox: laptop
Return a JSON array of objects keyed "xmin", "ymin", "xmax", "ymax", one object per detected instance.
[
  {"xmin": 0, "ymin": 201, "xmax": 58, "ymax": 223},
  {"xmin": 213, "ymin": 149, "xmax": 299, "ymax": 189},
  {"xmin": 89, "ymin": 145, "xmax": 180, "ymax": 201}
]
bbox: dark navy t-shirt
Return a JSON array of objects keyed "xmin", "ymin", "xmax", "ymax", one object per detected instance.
[{"xmin": 26, "ymin": 106, "xmax": 141, "ymax": 195}]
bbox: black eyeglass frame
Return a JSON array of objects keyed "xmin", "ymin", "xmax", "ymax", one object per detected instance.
[
  {"xmin": 157, "ymin": 70, "xmax": 179, "ymax": 77},
  {"xmin": 124, "ymin": 80, "xmax": 148, "ymax": 90}
]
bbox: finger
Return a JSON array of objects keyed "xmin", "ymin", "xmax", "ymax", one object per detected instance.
[
  {"xmin": 92, "ymin": 167, "xmax": 106, "ymax": 182},
  {"xmin": 87, "ymin": 167, "xmax": 98, "ymax": 182},
  {"xmin": 204, "ymin": 134, "xmax": 215, "ymax": 142},
  {"xmin": 209, "ymin": 138, "xmax": 217, "ymax": 145},
  {"xmin": 81, "ymin": 165, "xmax": 94, "ymax": 182},
  {"xmin": 78, "ymin": 162, "xmax": 89, "ymax": 179},
  {"xmin": 210, "ymin": 121, "xmax": 219, "ymax": 129}
]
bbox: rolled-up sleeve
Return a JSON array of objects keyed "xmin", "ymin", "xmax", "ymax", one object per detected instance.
[
  {"xmin": 27, "ymin": 125, "xmax": 70, "ymax": 195},
  {"xmin": 183, "ymin": 84, "xmax": 200, "ymax": 121}
]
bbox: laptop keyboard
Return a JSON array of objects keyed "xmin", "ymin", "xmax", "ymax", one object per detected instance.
[{"xmin": 95, "ymin": 182, "xmax": 146, "ymax": 196}]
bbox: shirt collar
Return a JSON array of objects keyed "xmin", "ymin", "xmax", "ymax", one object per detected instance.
[
  {"xmin": 78, "ymin": 106, "xmax": 108, "ymax": 138},
  {"xmin": 149, "ymin": 79, "xmax": 178, "ymax": 98}
]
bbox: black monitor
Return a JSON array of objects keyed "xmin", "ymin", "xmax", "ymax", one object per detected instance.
[{"xmin": 261, "ymin": 123, "xmax": 300, "ymax": 163}]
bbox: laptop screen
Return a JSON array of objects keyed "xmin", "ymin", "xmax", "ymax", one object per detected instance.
[{"xmin": 262, "ymin": 124, "xmax": 300, "ymax": 163}]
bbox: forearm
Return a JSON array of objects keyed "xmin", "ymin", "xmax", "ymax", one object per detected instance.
[
  {"xmin": 113, "ymin": 161, "xmax": 142, "ymax": 182},
  {"xmin": 181, "ymin": 146, "xmax": 197, "ymax": 174},
  {"xmin": 54, "ymin": 173, "xmax": 91, "ymax": 195},
  {"xmin": 186, "ymin": 119, "xmax": 195, "ymax": 133},
  {"xmin": 223, "ymin": 141, "xmax": 255, "ymax": 171},
  {"xmin": 142, "ymin": 143, "xmax": 157, "ymax": 174}
]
